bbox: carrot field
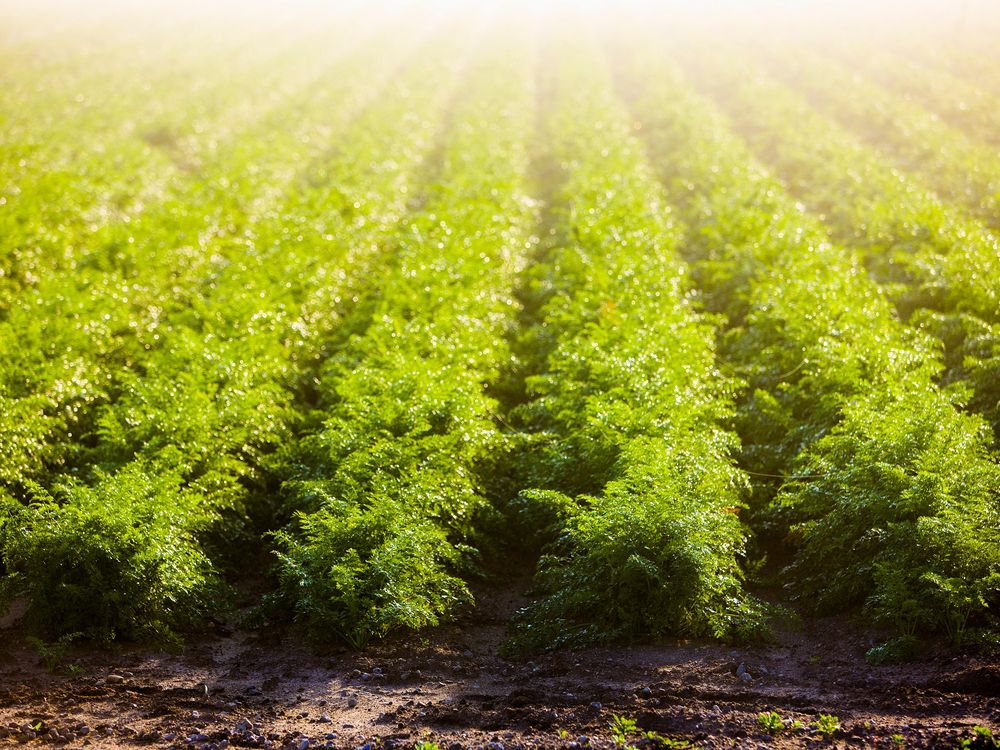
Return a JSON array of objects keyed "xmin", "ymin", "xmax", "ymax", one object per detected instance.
[{"xmin": 1, "ymin": 2, "xmax": 999, "ymax": 748}]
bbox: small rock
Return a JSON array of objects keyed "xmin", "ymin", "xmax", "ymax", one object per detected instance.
[
  {"xmin": 317, "ymin": 715, "xmax": 331, "ymax": 724},
  {"xmin": 740, "ymin": 672, "xmax": 753, "ymax": 683},
  {"xmin": 236, "ymin": 720, "xmax": 255, "ymax": 734},
  {"xmin": 589, "ymin": 702, "xmax": 602, "ymax": 710},
  {"xmin": 462, "ymin": 650, "xmax": 474, "ymax": 659},
  {"xmin": 297, "ymin": 739, "xmax": 310, "ymax": 750},
  {"xmin": 78, "ymin": 725, "xmax": 91, "ymax": 736},
  {"xmin": 577, "ymin": 737, "xmax": 590, "ymax": 746},
  {"xmin": 640, "ymin": 687, "xmax": 652, "ymax": 698},
  {"xmin": 372, "ymin": 668, "xmax": 383, "ymax": 676},
  {"xmin": 164, "ymin": 733, "xmax": 177, "ymax": 742},
  {"xmin": 736, "ymin": 663, "xmax": 747, "ymax": 677},
  {"xmin": 758, "ymin": 665, "xmax": 769, "ymax": 675},
  {"xmin": 347, "ymin": 698, "xmax": 358, "ymax": 708},
  {"xmin": 487, "ymin": 743, "xmax": 504, "ymax": 750},
  {"xmin": 105, "ymin": 675, "xmax": 125, "ymax": 685}
]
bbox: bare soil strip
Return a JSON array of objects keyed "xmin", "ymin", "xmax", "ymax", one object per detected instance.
[{"xmin": 1, "ymin": 582, "xmax": 996, "ymax": 749}]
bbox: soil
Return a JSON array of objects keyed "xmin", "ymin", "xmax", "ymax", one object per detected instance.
[{"xmin": 0, "ymin": 577, "xmax": 997, "ymax": 750}]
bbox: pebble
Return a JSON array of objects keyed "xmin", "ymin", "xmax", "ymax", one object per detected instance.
[
  {"xmin": 297, "ymin": 739, "xmax": 310, "ymax": 750},
  {"xmin": 640, "ymin": 687, "xmax": 652, "ymax": 698},
  {"xmin": 740, "ymin": 672, "xmax": 753, "ymax": 683},
  {"xmin": 318, "ymin": 715, "xmax": 331, "ymax": 724},
  {"xmin": 236, "ymin": 720, "xmax": 255, "ymax": 734},
  {"xmin": 487, "ymin": 743, "xmax": 504, "ymax": 750},
  {"xmin": 347, "ymin": 698, "xmax": 358, "ymax": 708},
  {"xmin": 589, "ymin": 702, "xmax": 602, "ymax": 710},
  {"xmin": 372, "ymin": 668, "xmax": 383, "ymax": 677},
  {"xmin": 577, "ymin": 736, "xmax": 590, "ymax": 746},
  {"xmin": 105, "ymin": 675, "xmax": 125, "ymax": 685}
]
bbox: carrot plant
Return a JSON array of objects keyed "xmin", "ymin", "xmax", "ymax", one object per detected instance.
[
  {"xmin": 678, "ymin": 46, "xmax": 1000, "ymax": 445},
  {"xmin": 621, "ymin": 44, "xmax": 1000, "ymax": 640},
  {"xmin": 0, "ymin": 23, "xmax": 463, "ymax": 642},
  {"xmin": 506, "ymin": 36, "xmax": 766, "ymax": 653},
  {"xmin": 269, "ymin": 37, "xmax": 538, "ymax": 646}
]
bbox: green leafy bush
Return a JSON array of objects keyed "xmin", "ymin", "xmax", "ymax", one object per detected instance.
[
  {"xmin": 681, "ymin": 46, "xmax": 1000, "ymax": 443},
  {"xmin": 0, "ymin": 459, "xmax": 218, "ymax": 643},
  {"xmin": 272, "ymin": 499, "xmax": 472, "ymax": 648},
  {"xmin": 621, "ymin": 46, "xmax": 1000, "ymax": 639},
  {"xmin": 507, "ymin": 40, "xmax": 766, "ymax": 652},
  {"xmin": 270, "ymin": 46, "xmax": 538, "ymax": 645}
]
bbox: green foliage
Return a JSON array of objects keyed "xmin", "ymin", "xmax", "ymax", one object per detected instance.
[
  {"xmin": 0, "ymin": 460, "xmax": 219, "ymax": 643},
  {"xmin": 622, "ymin": 44, "xmax": 1000, "ymax": 643},
  {"xmin": 781, "ymin": 386, "xmax": 1000, "ymax": 628},
  {"xmin": 757, "ymin": 712, "xmax": 786, "ymax": 735},
  {"xmin": 271, "ymin": 500, "xmax": 472, "ymax": 648},
  {"xmin": 271, "ymin": 47, "xmax": 538, "ymax": 646},
  {"xmin": 813, "ymin": 714, "xmax": 841, "ymax": 740},
  {"xmin": 0, "ymin": 26, "xmax": 466, "ymax": 643},
  {"xmin": 26, "ymin": 632, "xmax": 84, "ymax": 675},
  {"xmin": 507, "ymin": 41, "xmax": 766, "ymax": 653},
  {"xmin": 685, "ymin": 46, "xmax": 1000, "ymax": 446},
  {"xmin": 610, "ymin": 715, "xmax": 638, "ymax": 746},
  {"xmin": 3, "ymin": 16, "xmax": 1000, "ymax": 657},
  {"xmin": 955, "ymin": 726, "xmax": 999, "ymax": 750},
  {"xmin": 866, "ymin": 636, "xmax": 921, "ymax": 666}
]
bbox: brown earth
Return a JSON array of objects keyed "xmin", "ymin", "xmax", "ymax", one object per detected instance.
[{"xmin": 0, "ymin": 578, "xmax": 997, "ymax": 750}]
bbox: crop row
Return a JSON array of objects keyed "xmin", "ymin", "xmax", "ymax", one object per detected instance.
[
  {"xmin": 0, "ymin": 27, "xmax": 468, "ymax": 641},
  {"xmin": 618, "ymin": 40, "xmax": 1000, "ymax": 643},
  {"xmin": 0, "ymin": 11, "xmax": 391, "ymax": 307},
  {"xmin": 0, "ymin": 19, "xmax": 441, "ymax": 491},
  {"xmin": 834, "ymin": 46, "xmax": 1000, "ymax": 151},
  {"xmin": 505, "ymin": 35, "xmax": 766, "ymax": 653},
  {"xmin": 2, "ymin": 23, "xmax": 999, "ymax": 652},
  {"xmin": 757, "ymin": 46, "xmax": 1000, "ymax": 233},
  {"xmin": 268, "ymin": 32, "xmax": 537, "ymax": 648},
  {"xmin": 677, "ymin": 45, "xmax": 1000, "ymax": 444}
]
